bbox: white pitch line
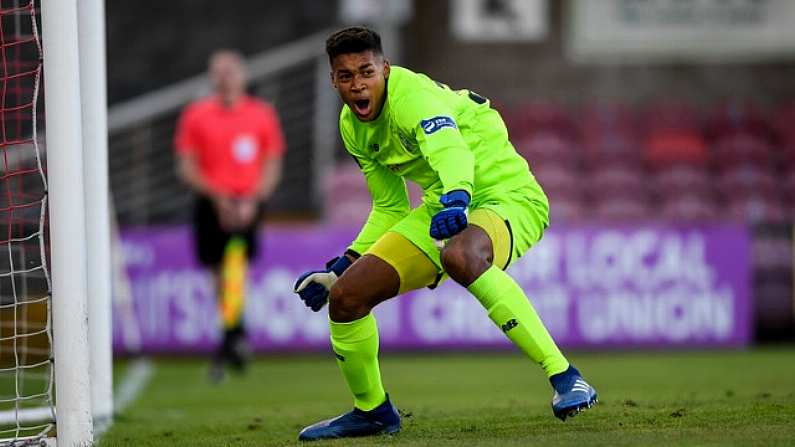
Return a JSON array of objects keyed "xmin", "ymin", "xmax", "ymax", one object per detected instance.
[
  {"xmin": 113, "ymin": 357, "xmax": 154, "ymax": 413},
  {"xmin": 95, "ymin": 357, "xmax": 154, "ymax": 438}
]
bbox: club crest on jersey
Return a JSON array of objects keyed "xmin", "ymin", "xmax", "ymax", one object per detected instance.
[
  {"xmin": 369, "ymin": 143, "xmax": 380, "ymax": 152},
  {"xmin": 420, "ymin": 116, "xmax": 457, "ymax": 135},
  {"xmin": 398, "ymin": 132, "xmax": 419, "ymax": 153}
]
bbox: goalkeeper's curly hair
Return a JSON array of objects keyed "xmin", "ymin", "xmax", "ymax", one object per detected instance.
[{"xmin": 325, "ymin": 26, "xmax": 383, "ymax": 62}]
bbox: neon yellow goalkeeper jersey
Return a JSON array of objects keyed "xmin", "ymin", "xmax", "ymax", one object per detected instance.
[{"xmin": 340, "ymin": 66, "xmax": 546, "ymax": 255}]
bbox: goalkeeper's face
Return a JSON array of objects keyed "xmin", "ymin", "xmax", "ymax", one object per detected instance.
[{"xmin": 330, "ymin": 51, "xmax": 390, "ymax": 122}]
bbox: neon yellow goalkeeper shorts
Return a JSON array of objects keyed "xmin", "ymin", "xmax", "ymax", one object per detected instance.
[{"xmin": 365, "ymin": 187, "xmax": 549, "ymax": 294}]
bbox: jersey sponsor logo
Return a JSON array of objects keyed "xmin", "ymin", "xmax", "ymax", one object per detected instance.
[
  {"xmin": 232, "ymin": 134, "xmax": 258, "ymax": 163},
  {"xmin": 369, "ymin": 142, "xmax": 380, "ymax": 152},
  {"xmin": 420, "ymin": 116, "xmax": 457, "ymax": 135}
]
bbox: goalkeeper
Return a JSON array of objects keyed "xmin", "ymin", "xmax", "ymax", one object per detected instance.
[{"xmin": 294, "ymin": 26, "xmax": 597, "ymax": 441}]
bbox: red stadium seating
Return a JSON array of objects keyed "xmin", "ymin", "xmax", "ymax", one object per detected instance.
[
  {"xmin": 327, "ymin": 161, "xmax": 366, "ymax": 190},
  {"xmin": 642, "ymin": 101, "xmax": 703, "ymax": 133},
  {"xmin": 590, "ymin": 196, "xmax": 651, "ymax": 221},
  {"xmin": 781, "ymin": 168, "xmax": 795, "ymax": 218},
  {"xmin": 407, "ymin": 181, "xmax": 423, "ymax": 207},
  {"xmin": 716, "ymin": 165, "xmax": 779, "ymax": 197},
  {"xmin": 586, "ymin": 165, "xmax": 648, "ymax": 198},
  {"xmin": 724, "ymin": 193, "xmax": 787, "ymax": 223},
  {"xmin": 651, "ymin": 165, "xmax": 713, "ymax": 198},
  {"xmin": 660, "ymin": 194, "xmax": 719, "ymax": 221},
  {"xmin": 514, "ymin": 131, "xmax": 580, "ymax": 168},
  {"xmin": 578, "ymin": 103, "xmax": 642, "ymax": 169},
  {"xmin": 771, "ymin": 101, "xmax": 795, "ymax": 141},
  {"xmin": 705, "ymin": 101, "xmax": 773, "ymax": 142},
  {"xmin": 326, "ymin": 162, "xmax": 370, "ymax": 224},
  {"xmin": 645, "ymin": 131, "xmax": 708, "ymax": 168},
  {"xmin": 547, "ymin": 192, "xmax": 587, "ymax": 222},
  {"xmin": 711, "ymin": 132, "xmax": 774, "ymax": 170},
  {"xmin": 533, "ymin": 162, "xmax": 582, "ymax": 198},
  {"xmin": 643, "ymin": 104, "xmax": 709, "ymax": 167},
  {"xmin": 510, "ymin": 101, "xmax": 578, "ymax": 139},
  {"xmin": 325, "ymin": 100, "xmax": 795, "ymax": 225}
]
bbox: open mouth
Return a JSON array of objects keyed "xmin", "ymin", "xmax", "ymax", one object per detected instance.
[{"xmin": 353, "ymin": 99, "xmax": 371, "ymax": 116}]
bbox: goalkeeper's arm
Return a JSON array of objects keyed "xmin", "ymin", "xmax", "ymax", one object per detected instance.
[
  {"xmin": 347, "ymin": 153, "xmax": 411, "ymax": 256},
  {"xmin": 294, "ymin": 148, "xmax": 409, "ymax": 312}
]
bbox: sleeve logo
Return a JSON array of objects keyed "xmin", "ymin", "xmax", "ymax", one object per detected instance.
[{"xmin": 420, "ymin": 116, "xmax": 457, "ymax": 135}]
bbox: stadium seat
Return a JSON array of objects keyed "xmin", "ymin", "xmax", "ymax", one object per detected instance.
[
  {"xmin": 586, "ymin": 165, "xmax": 648, "ymax": 198},
  {"xmin": 771, "ymin": 101, "xmax": 795, "ymax": 142},
  {"xmin": 724, "ymin": 193, "xmax": 787, "ymax": 223},
  {"xmin": 581, "ymin": 141, "xmax": 644, "ymax": 170},
  {"xmin": 515, "ymin": 131, "xmax": 580, "ymax": 168},
  {"xmin": 644, "ymin": 131, "xmax": 708, "ymax": 168},
  {"xmin": 659, "ymin": 193, "xmax": 719, "ymax": 221},
  {"xmin": 327, "ymin": 200, "xmax": 370, "ymax": 225},
  {"xmin": 774, "ymin": 126, "xmax": 795, "ymax": 167},
  {"xmin": 407, "ymin": 181, "xmax": 423, "ymax": 207},
  {"xmin": 591, "ymin": 196, "xmax": 651, "ymax": 221},
  {"xmin": 711, "ymin": 132, "xmax": 774, "ymax": 170},
  {"xmin": 579, "ymin": 103, "xmax": 638, "ymax": 147},
  {"xmin": 578, "ymin": 103, "xmax": 643, "ymax": 169},
  {"xmin": 705, "ymin": 100, "xmax": 773, "ymax": 143},
  {"xmin": 651, "ymin": 165, "xmax": 713, "ymax": 199},
  {"xmin": 716, "ymin": 165, "xmax": 779, "ymax": 197},
  {"xmin": 512, "ymin": 101, "xmax": 578, "ymax": 139},
  {"xmin": 327, "ymin": 161, "xmax": 366, "ymax": 190},
  {"xmin": 326, "ymin": 162, "xmax": 370, "ymax": 224},
  {"xmin": 642, "ymin": 101, "xmax": 702, "ymax": 133},
  {"xmin": 547, "ymin": 191, "xmax": 587, "ymax": 222},
  {"xmin": 782, "ymin": 167, "xmax": 795, "ymax": 199},
  {"xmin": 533, "ymin": 163, "xmax": 582, "ymax": 198},
  {"xmin": 642, "ymin": 101, "xmax": 709, "ymax": 168}
]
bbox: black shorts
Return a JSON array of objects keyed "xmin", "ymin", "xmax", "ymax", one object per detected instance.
[{"xmin": 192, "ymin": 195, "xmax": 263, "ymax": 267}]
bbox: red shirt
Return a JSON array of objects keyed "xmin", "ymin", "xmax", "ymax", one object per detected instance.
[{"xmin": 175, "ymin": 95, "xmax": 285, "ymax": 197}]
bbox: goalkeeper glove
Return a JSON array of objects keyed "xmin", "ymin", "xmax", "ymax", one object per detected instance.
[
  {"xmin": 430, "ymin": 190, "xmax": 470, "ymax": 240},
  {"xmin": 294, "ymin": 254, "xmax": 353, "ymax": 312}
]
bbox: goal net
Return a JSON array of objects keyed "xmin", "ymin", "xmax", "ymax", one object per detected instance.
[{"xmin": 0, "ymin": 0, "xmax": 54, "ymax": 445}]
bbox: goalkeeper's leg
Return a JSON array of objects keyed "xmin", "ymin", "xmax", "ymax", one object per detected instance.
[
  {"xmin": 299, "ymin": 231, "xmax": 440, "ymax": 441},
  {"xmin": 442, "ymin": 208, "xmax": 597, "ymax": 421}
]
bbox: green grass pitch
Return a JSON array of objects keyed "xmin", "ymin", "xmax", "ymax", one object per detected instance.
[{"xmin": 99, "ymin": 348, "xmax": 795, "ymax": 447}]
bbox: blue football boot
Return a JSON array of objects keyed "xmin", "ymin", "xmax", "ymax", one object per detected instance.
[
  {"xmin": 550, "ymin": 365, "xmax": 598, "ymax": 421},
  {"xmin": 298, "ymin": 395, "xmax": 400, "ymax": 441}
]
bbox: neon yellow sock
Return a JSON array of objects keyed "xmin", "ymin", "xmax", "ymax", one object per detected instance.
[
  {"xmin": 468, "ymin": 265, "xmax": 569, "ymax": 377},
  {"xmin": 329, "ymin": 313, "xmax": 386, "ymax": 411}
]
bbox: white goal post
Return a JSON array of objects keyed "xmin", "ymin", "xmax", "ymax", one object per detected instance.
[
  {"xmin": 78, "ymin": 0, "xmax": 114, "ymax": 430},
  {"xmin": 39, "ymin": 0, "xmax": 113, "ymax": 445},
  {"xmin": 41, "ymin": 0, "xmax": 94, "ymax": 444}
]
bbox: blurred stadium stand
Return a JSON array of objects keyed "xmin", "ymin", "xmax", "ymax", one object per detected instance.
[{"xmin": 104, "ymin": 0, "xmax": 794, "ymax": 340}]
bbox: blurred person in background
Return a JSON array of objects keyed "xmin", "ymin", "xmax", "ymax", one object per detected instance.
[
  {"xmin": 293, "ymin": 26, "xmax": 596, "ymax": 440},
  {"xmin": 174, "ymin": 49, "xmax": 285, "ymax": 382}
]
